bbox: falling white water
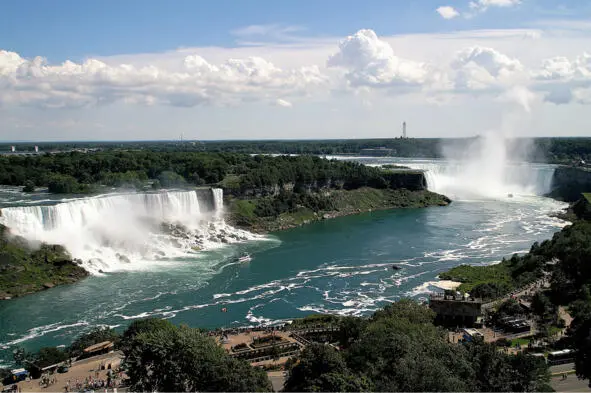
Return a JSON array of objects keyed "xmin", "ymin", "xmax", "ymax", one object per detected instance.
[
  {"xmin": 413, "ymin": 101, "xmax": 553, "ymax": 200},
  {"xmin": 0, "ymin": 189, "xmax": 260, "ymax": 274},
  {"xmin": 409, "ymin": 156, "xmax": 556, "ymax": 200}
]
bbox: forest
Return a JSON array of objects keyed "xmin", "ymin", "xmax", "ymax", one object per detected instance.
[
  {"xmin": 0, "ymin": 151, "xmax": 402, "ymax": 194},
  {"xmin": 1, "ymin": 136, "xmax": 590, "ymax": 163}
]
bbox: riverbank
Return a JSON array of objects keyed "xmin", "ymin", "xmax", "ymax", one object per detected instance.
[
  {"xmin": 0, "ymin": 224, "xmax": 88, "ymax": 300},
  {"xmin": 227, "ymin": 187, "xmax": 451, "ymax": 233}
]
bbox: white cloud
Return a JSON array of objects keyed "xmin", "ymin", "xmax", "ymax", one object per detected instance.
[
  {"xmin": 451, "ymin": 46, "xmax": 524, "ymax": 90},
  {"xmin": 460, "ymin": 0, "xmax": 521, "ymax": 18},
  {"xmin": 275, "ymin": 98, "xmax": 292, "ymax": 107},
  {"xmin": 532, "ymin": 53, "xmax": 591, "ymax": 104},
  {"xmin": 437, "ymin": 6, "xmax": 460, "ymax": 19},
  {"xmin": 326, "ymin": 29, "xmax": 432, "ymax": 90},
  {"xmin": 3, "ymin": 24, "xmax": 591, "ymax": 140},
  {"xmin": 469, "ymin": 0, "xmax": 521, "ymax": 13},
  {"xmin": 0, "ymin": 50, "xmax": 327, "ymax": 108}
]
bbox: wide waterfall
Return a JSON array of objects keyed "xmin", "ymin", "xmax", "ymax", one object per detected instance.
[
  {"xmin": 408, "ymin": 161, "xmax": 556, "ymax": 200},
  {"xmin": 0, "ymin": 188, "xmax": 258, "ymax": 274}
]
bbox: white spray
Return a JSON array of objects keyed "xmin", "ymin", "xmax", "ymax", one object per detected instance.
[
  {"xmin": 0, "ymin": 189, "xmax": 260, "ymax": 274},
  {"xmin": 421, "ymin": 86, "xmax": 549, "ymax": 200}
]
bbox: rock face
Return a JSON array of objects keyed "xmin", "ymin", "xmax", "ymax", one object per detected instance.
[
  {"xmin": 549, "ymin": 166, "xmax": 591, "ymax": 201},
  {"xmin": 383, "ymin": 171, "xmax": 427, "ymax": 191},
  {"xmin": 224, "ymin": 171, "xmax": 429, "ymax": 198}
]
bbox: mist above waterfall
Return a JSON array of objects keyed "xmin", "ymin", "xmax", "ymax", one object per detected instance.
[
  {"xmin": 426, "ymin": 99, "xmax": 552, "ymax": 200},
  {"xmin": 0, "ymin": 189, "xmax": 260, "ymax": 274}
]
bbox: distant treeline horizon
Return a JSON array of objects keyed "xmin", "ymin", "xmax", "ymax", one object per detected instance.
[{"xmin": 0, "ymin": 137, "xmax": 590, "ymax": 164}]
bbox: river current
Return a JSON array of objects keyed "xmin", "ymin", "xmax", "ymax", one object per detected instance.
[{"xmin": 0, "ymin": 158, "xmax": 568, "ymax": 366}]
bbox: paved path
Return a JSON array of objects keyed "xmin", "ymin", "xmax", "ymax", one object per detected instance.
[
  {"xmin": 13, "ymin": 351, "xmax": 124, "ymax": 393},
  {"xmin": 267, "ymin": 371, "xmax": 287, "ymax": 392},
  {"xmin": 551, "ymin": 376, "xmax": 590, "ymax": 392},
  {"xmin": 551, "ymin": 363, "xmax": 577, "ymax": 374}
]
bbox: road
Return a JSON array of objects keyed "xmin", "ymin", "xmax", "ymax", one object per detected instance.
[
  {"xmin": 550, "ymin": 363, "xmax": 591, "ymax": 392},
  {"xmin": 551, "ymin": 376, "xmax": 590, "ymax": 392},
  {"xmin": 267, "ymin": 371, "xmax": 286, "ymax": 392}
]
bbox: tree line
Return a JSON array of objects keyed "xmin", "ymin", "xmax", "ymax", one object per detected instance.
[
  {"xmin": 2, "ymin": 137, "xmax": 590, "ymax": 163},
  {"xmin": 0, "ymin": 151, "xmax": 396, "ymax": 194}
]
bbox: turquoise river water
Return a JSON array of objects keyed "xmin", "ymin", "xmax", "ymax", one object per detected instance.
[{"xmin": 0, "ymin": 158, "xmax": 568, "ymax": 366}]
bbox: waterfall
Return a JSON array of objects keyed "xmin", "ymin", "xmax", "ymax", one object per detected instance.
[
  {"xmin": 406, "ymin": 161, "xmax": 556, "ymax": 200},
  {"xmin": 0, "ymin": 188, "xmax": 257, "ymax": 274},
  {"xmin": 212, "ymin": 188, "xmax": 224, "ymax": 220}
]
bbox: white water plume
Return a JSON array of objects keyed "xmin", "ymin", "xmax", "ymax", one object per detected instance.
[
  {"xmin": 0, "ymin": 189, "xmax": 259, "ymax": 274},
  {"xmin": 417, "ymin": 103, "xmax": 553, "ymax": 200}
]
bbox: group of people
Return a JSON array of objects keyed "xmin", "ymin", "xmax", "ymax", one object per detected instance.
[
  {"xmin": 39, "ymin": 373, "xmax": 58, "ymax": 388},
  {"xmin": 63, "ymin": 372, "xmax": 121, "ymax": 393}
]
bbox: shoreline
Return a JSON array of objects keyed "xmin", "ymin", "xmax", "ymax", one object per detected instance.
[{"xmin": 228, "ymin": 188, "xmax": 451, "ymax": 234}]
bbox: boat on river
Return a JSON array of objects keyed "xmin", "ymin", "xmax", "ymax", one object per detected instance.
[{"xmin": 238, "ymin": 254, "xmax": 252, "ymax": 263}]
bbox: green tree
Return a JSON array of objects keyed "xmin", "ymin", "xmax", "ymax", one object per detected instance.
[
  {"xmin": 22, "ymin": 180, "xmax": 35, "ymax": 192},
  {"xmin": 531, "ymin": 292, "xmax": 555, "ymax": 321},
  {"xmin": 69, "ymin": 327, "xmax": 120, "ymax": 357},
  {"xmin": 125, "ymin": 324, "xmax": 271, "ymax": 392},
  {"xmin": 284, "ymin": 343, "xmax": 368, "ymax": 392},
  {"xmin": 35, "ymin": 347, "xmax": 69, "ymax": 368},
  {"xmin": 120, "ymin": 318, "xmax": 174, "ymax": 352},
  {"xmin": 157, "ymin": 171, "xmax": 186, "ymax": 188},
  {"xmin": 569, "ymin": 314, "xmax": 591, "ymax": 387}
]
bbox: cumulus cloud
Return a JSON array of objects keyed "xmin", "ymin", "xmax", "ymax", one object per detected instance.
[
  {"xmin": 327, "ymin": 29, "xmax": 434, "ymax": 90},
  {"xmin": 3, "ymin": 28, "xmax": 591, "ymax": 112},
  {"xmin": 451, "ymin": 46, "xmax": 524, "ymax": 90},
  {"xmin": 0, "ymin": 50, "xmax": 327, "ymax": 108},
  {"xmin": 437, "ymin": 6, "xmax": 460, "ymax": 19},
  {"xmin": 532, "ymin": 53, "xmax": 591, "ymax": 104}
]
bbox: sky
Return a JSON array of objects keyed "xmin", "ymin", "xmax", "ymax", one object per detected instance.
[{"xmin": 1, "ymin": 0, "xmax": 591, "ymax": 141}]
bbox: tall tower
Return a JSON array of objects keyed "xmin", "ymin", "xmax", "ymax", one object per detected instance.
[{"xmin": 402, "ymin": 122, "xmax": 407, "ymax": 139}]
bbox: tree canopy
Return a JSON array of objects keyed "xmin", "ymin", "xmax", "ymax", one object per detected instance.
[
  {"xmin": 285, "ymin": 299, "xmax": 551, "ymax": 392},
  {"xmin": 124, "ymin": 323, "xmax": 272, "ymax": 392}
]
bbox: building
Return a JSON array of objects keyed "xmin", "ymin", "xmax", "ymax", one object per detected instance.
[
  {"xmin": 402, "ymin": 121, "xmax": 407, "ymax": 138},
  {"xmin": 34, "ymin": 145, "xmax": 39, "ymax": 153},
  {"xmin": 429, "ymin": 293, "xmax": 483, "ymax": 327},
  {"xmin": 11, "ymin": 146, "xmax": 15, "ymax": 152}
]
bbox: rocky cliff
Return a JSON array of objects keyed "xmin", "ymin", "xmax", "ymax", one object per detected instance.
[
  {"xmin": 222, "ymin": 170, "xmax": 429, "ymax": 198},
  {"xmin": 549, "ymin": 166, "xmax": 591, "ymax": 201}
]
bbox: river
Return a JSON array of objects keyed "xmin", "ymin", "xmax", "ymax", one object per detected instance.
[{"xmin": 0, "ymin": 158, "xmax": 568, "ymax": 367}]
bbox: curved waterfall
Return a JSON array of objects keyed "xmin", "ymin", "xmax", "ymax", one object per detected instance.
[
  {"xmin": 0, "ymin": 188, "xmax": 258, "ymax": 274},
  {"xmin": 404, "ymin": 161, "xmax": 556, "ymax": 200}
]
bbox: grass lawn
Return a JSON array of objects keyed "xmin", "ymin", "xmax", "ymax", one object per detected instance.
[{"xmin": 510, "ymin": 337, "xmax": 532, "ymax": 347}]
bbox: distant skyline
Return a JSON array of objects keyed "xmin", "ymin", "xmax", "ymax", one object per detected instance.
[{"xmin": 1, "ymin": 0, "xmax": 591, "ymax": 141}]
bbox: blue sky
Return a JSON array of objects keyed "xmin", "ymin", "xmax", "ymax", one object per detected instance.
[
  {"xmin": 2, "ymin": 0, "xmax": 586, "ymax": 61},
  {"xmin": 1, "ymin": 0, "xmax": 591, "ymax": 140}
]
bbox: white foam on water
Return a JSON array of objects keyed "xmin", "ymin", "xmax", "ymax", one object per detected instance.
[{"xmin": 0, "ymin": 322, "xmax": 89, "ymax": 350}]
